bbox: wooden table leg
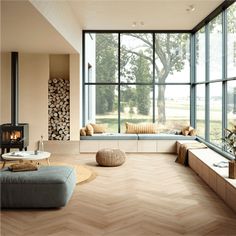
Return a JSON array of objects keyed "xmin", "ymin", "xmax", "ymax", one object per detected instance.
[
  {"xmin": 46, "ymin": 158, "xmax": 50, "ymax": 166},
  {"xmin": 1, "ymin": 161, "xmax": 6, "ymax": 169}
]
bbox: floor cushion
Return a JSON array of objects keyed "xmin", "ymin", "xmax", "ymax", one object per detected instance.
[
  {"xmin": 96, "ymin": 148, "xmax": 126, "ymax": 167},
  {"xmin": 0, "ymin": 166, "xmax": 76, "ymax": 208}
]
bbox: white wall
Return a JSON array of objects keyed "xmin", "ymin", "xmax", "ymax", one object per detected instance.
[
  {"xmin": 0, "ymin": 2, "xmax": 1, "ymax": 124},
  {"xmin": 1, "ymin": 0, "xmax": 83, "ymax": 153},
  {"xmin": 30, "ymin": 0, "xmax": 82, "ymax": 53},
  {"xmin": 84, "ymin": 33, "xmax": 96, "ymax": 124}
]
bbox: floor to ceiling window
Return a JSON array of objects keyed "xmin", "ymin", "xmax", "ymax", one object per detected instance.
[
  {"xmin": 195, "ymin": 27, "xmax": 206, "ymax": 138},
  {"xmin": 83, "ymin": 1, "xmax": 235, "ymax": 156},
  {"xmin": 120, "ymin": 33, "xmax": 153, "ymax": 132},
  {"xmin": 155, "ymin": 34, "xmax": 190, "ymax": 131},
  {"xmin": 209, "ymin": 14, "xmax": 223, "ymax": 146},
  {"xmin": 226, "ymin": 2, "xmax": 236, "ymax": 131},
  {"xmin": 194, "ymin": 2, "xmax": 236, "ymax": 149},
  {"xmin": 84, "ymin": 32, "xmax": 190, "ymax": 132}
]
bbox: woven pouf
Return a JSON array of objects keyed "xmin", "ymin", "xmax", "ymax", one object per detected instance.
[{"xmin": 96, "ymin": 148, "xmax": 126, "ymax": 167}]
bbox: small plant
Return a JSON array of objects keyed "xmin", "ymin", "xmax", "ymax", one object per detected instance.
[{"xmin": 223, "ymin": 126, "xmax": 236, "ymax": 162}]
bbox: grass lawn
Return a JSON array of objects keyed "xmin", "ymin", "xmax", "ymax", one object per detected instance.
[{"xmin": 94, "ymin": 100, "xmax": 226, "ymax": 146}]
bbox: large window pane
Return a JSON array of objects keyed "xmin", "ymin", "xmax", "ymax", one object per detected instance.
[
  {"xmin": 85, "ymin": 33, "xmax": 118, "ymax": 83},
  {"xmin": 155, "ymin": 85, "xmax": 190, "ymax": 132},
  {"xmin": 227, "ymin": 80, "xmax": 236, "ymax": 130},
  {"xmin": 155, "ymin": 33, "xmax": 190, "ymax": 83},
  {"xmin": 195, "ymin": 28, "xmax": 205, "ymax": 82},
  {"xmin": 227, "ymin": 2, "xmax": 236, "ymax": 78},
  {"xmin": 120, "ymin": 85, "xmax": 153, "ymax": 132},
  {"xmin": 85, "ymin": 33, "xmax": 96, "ymax": 83},
  {"xmin": 120, "ymin": 33, "xmax": 153, "ymax": 83},
  {"xmin": 209, "ymin": 82, "xmax": 222, "ymax": 146},
  {"xmin": 84, "ymin": 32, "xmax": 191, "ymax": 134},
  {"xmin": 196, "ymin": 84, "xmax": 205, "ymax": 137},
  {"xmin": 209, "ymin": 15, "xmax": 222, "ymax": 81},
  {"xmin": 85, "ymin": 85, "xmax": 118, "ymax": 133}
]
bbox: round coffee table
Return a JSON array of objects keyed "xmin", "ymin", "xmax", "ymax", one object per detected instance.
[{"xmin": 1, "ymin": 151, "xmax": 51, "ymax": 168}]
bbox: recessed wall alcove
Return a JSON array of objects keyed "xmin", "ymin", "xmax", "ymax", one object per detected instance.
[{"xmin": 48, "ymin": 54, "xmax": 70, "ymax": 140}]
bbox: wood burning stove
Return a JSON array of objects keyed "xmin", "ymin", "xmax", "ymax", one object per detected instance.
[
  {"xmin": 0, "ymin": 52, "xmax": 29, "ymax": 155},
  {"xmin": 0, "ymin": 124, "xmax": 29, "ymax": 154}
]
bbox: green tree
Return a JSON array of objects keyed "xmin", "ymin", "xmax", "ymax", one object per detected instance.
[
  {"xmin": 96, "ymin": 34, "xmax": 117, "ymax": 114},
  {"xmin": 132, "ymin": 51, "xmax": 151, "ymax": 115},
  {"xmin": 124, "ymin": 33, "xmax": 189, "ymax": 123},
  {"xmin": 120, "ymin": 85, "xmax": 136, "ymax": 114}
]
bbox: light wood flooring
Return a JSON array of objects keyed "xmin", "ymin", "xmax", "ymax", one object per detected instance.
[{"xmin": 1, "ymin": 153, "xmax": 236, "ymax": 236}]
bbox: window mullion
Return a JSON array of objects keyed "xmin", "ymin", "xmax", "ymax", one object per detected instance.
[
  {"xmin": 205, "ymin": 24, "xmax": 210, "ymax": 142},
  {"xmin": 118, "ymin": 33, "xmax": 121, "ymax": 133},
  {"xmin": 222, "ymin": 10, "xmax": 228, "ymax": 135},
  {"xmin": 153, "ymin": 33, "xmax": 155, "ymax": 123},
  {"xmin": 82, "ymin": 32, "xmax": 86, "ymax": 126},
  {"xmin": 190, "ymin": 33, "xmax": 196, "ymax": 127}
]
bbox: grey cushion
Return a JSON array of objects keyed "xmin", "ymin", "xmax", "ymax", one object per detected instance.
[
  {"xmin": 80, "ymin": 133, "xmax": 138, "ymax": 140},
  {"xmin": 138, "ymin": 134, "xmax": 197, "ymax": 140},
  {"xmin": 80, "ymin": 133, "xmax": 197, "ymax": 141},
  {"xmin": 0, "ymin": 166, "xmax": 76, "ymax": 208}
]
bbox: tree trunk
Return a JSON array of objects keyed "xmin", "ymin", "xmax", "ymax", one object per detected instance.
[{"xmin": 157, "ymin": 84, "xmax": 166, "ymax": 124}]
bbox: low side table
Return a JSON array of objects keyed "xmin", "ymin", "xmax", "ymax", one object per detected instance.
[{"xmin": 1, "ymin": 151, "xmax": 51, "ymax": 169}]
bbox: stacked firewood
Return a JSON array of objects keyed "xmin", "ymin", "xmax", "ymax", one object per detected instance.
[{"xmin": 48, "ymin": 78, "xmax": 70, "ymax": 140}]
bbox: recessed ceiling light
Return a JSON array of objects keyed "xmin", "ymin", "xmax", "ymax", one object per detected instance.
[
  {"xmin": 132, "ymin": 21, "xmax": 144, "ymax": 27},
  {"xmin": 186, "ymin": 5, "xmax": 195, "ymax": 12},
  {"xmin": 132, "ymin": 22, "xmax": 137, "ymax": 27}
]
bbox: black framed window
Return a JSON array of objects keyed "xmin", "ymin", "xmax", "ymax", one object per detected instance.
[
  {"xmin": 83, "ymin": 32, "xmax": 191, "ymax": 132},
  {"xmin": 82, "ymin": 1, "xmax": 236, "ymax": 159},
  {"xmin": 194, "ymin": 2, "xmax": 236, "ymax": 152}
]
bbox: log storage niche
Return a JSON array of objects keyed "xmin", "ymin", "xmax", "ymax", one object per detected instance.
[{"xmin": 48, "ymin": 55, "xmax": 70, "ymax": 140}]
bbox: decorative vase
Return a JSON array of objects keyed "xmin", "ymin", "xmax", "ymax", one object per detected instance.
[
  {"xmin": 229, "ymin": 161, "xmax": 236, "ymax": 179},
  {"xmin": 38, "ymin": 135, "xmax": 44, "ymax": 152}
]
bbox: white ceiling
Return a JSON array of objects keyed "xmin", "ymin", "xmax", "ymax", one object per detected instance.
[
  {"xmin": 1, "ymin": 0, "xmax": 77, "ymax": 53},
  {"xmin": 69, "ymin": 0, "xmax": 224, "ymax": 30},
  {"xmin": 1, "ymin": 0, "xmax": 224, "ymax": 53}
]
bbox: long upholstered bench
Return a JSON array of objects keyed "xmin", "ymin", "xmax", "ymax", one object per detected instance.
[
  {"xmin": 0, "ymin": 166, "xmax": 76, "ymax": 208},
  {"xmin": 176, "ymin": 140, "xmax": 236, "ymax": 213},
  {"xmin": 80, "ymin": 133, "xmax": 196, "ymax": 153}
]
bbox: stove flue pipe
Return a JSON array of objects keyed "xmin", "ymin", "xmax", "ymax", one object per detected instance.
[{"xmin": 11, "ymin": 52, "xmax": 19, "ymax": 126}]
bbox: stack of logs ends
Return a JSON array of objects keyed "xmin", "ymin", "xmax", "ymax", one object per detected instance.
[{"xmin": 48, "ymin": 78, "xmax": 70, "ymax": 140}]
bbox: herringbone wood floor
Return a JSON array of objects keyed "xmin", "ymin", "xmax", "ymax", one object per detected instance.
[{"xmin": 1, "ymin": 153, "xmax": 236, "ymax": 236}]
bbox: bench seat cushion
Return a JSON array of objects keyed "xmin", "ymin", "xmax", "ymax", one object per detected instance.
[
  {"xmin": 80, "ymin": 133, "xmax": 196, "ymax": 141},
  {"xmin": 138, "ymin": 134, "xmax": 197, "ymax": 140},
  {"xmin": 0, "ymin": 166, "xmax": 76, "ymax": 208},
  {"xmin": 80, "ymin": 133, "xmax": 138, "ymax": 140}
]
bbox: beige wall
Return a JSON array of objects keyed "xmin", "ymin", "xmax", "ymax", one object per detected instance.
[
  {"xmin": 1, "ymin": 52, "xmax": 81, "ymax": 153},
  {"xmin": 1, "ymin": 53, "xmax": 49, "ymax": 150},
  {"xmin": 19, "ymin": 53, "xmax": 49, "ymax": 150},
  {"xmin": 50, "ymin": 54, "xmax": 69, "ymax": 80},
  {"xmin": 1, "ymin": 53, "xmax": 11, "ymax": 124},
  {"xmin": 70, "ymin": 53, "xmax": 80, "ymax": 141}
]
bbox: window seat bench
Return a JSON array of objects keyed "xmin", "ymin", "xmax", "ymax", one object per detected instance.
[
  {"xmin": 177, "ymin": 140, "xmax": 236, "ymax": 213},
  {"xmin": 80, "ymin": 134, "xmax": 196, "ymax": 153}
]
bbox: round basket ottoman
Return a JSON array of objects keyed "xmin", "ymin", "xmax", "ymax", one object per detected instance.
[{"xmin": 96, "ymin": 148, "xmax": 126, "ymax": 167}]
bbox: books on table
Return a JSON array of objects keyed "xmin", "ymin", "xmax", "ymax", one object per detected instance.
[{"xmin": 10, "ymin": 152, "xmax": 30, "ymax": 157}]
